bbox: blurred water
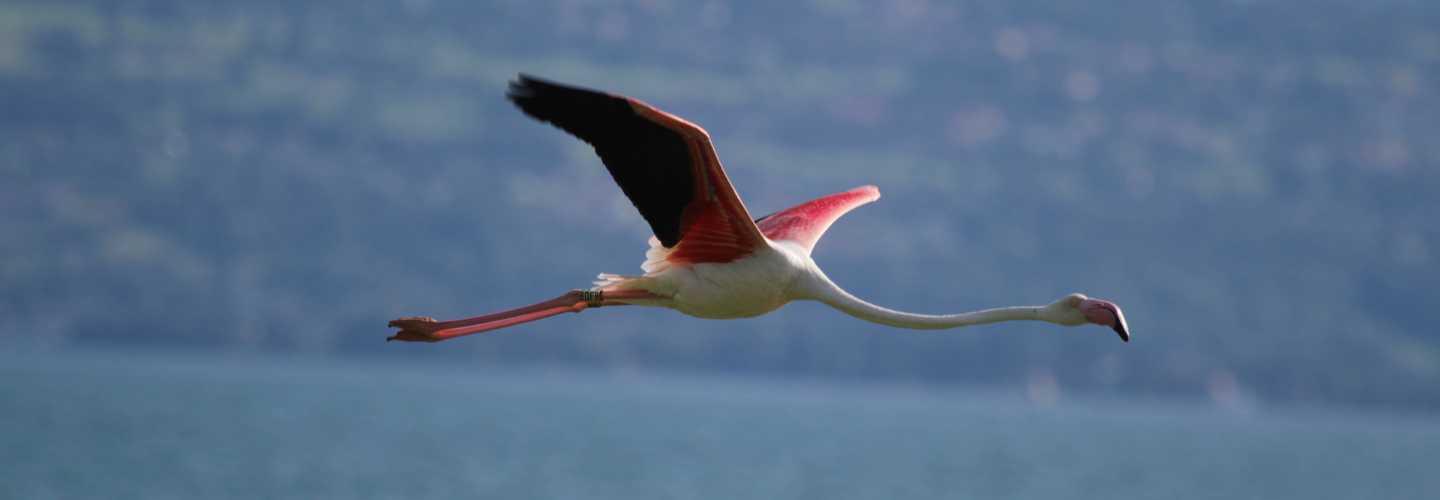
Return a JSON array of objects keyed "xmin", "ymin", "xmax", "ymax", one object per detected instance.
[{"xmin": 3, "ymin": 350, "xmax": 1438, "ymax": 500}]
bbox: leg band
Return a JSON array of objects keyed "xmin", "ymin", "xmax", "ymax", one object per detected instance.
[{"xmin": 577, "ymin": 290, "xmax": 604, "ymax": 308}]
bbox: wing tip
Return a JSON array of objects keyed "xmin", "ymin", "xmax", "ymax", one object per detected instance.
[
  {"xmin": 505, "ymin": 73, "xmax": 632, "ymax": 117},
  {"xmin": 850, "ymin": 185, "xmax": 881, "ymax": 200},
  {"xmin": 506, "ymin": 73, "xmax": 544, "ymax": 102}
]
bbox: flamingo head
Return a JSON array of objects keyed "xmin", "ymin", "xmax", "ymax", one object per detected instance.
[{"xmin": 1049, "ymin": 293, "xmax": 1129, "ymax": 342}]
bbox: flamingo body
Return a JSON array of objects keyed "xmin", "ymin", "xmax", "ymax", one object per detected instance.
[
  {"xmin": 387, "ymin": 75, "xmax": 1129, "ymax": 343},
  {"xmin": 603, "ymin": 241, "xmax": 805, "ymax": 319},
  {"xmin": 595, "ymin": 185, "xmax": 882, "ymax": 319}
]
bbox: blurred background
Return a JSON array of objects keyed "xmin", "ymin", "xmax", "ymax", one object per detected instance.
[
  {"xmin": 2, "ymin": 0, "xmax": 1439, "ymax": 497},
  {"xmin": 5, "ymin": 0, "xmax": 1437, "ymax": 409}
]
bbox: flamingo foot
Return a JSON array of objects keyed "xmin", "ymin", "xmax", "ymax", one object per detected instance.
[{"xmin": 387, "ymin": 317, "xmax": 445, "ymax": 342}]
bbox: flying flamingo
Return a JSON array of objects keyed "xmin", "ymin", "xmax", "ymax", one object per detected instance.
[{"xmin": 388, "ymin": 74, "xmax": 1128, "ymax": 343}]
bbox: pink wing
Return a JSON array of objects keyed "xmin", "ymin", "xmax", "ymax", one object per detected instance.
[
  {"xmin": 624, "ymin": 101, "xmax": 768, "ymax": 264},
  {"xmin": 508, "ymin": 75, "xmax": 767, "ymax": 264},
  {"xmin": 755, "ymin": 185, "xmax": 880, "ymax": 255}
]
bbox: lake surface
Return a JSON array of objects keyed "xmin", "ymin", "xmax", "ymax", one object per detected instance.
[{"xmin": 3, "ymin": 350, "xmax": 1438, "ymax": 499}]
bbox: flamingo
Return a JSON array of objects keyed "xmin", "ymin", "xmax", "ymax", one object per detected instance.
[{"xmin": 388, "ymin": 74, "xmax": 1128, "ymax": 343}]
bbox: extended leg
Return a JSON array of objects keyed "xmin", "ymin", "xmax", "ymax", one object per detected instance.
[{"xmin": 387, "ymin": 289, "xmax": 661, "ymax": 342}]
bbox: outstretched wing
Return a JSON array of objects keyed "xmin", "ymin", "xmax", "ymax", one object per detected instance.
[
  {"xmin": 507, "ymin": 74, "xmax": 765, "ymax": 263},
  {"xmin": 754, "ymin": 185, "xmax": 880, "ymax": 255}
]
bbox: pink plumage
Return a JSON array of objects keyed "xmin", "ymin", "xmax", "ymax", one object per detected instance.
[{"xmin": 756, "ymin": 185, "xmax": 881, "ymax": 255}]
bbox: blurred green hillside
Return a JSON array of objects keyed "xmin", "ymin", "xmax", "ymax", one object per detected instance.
[{"xmin": 2, "ymin": 0, "xmax": 1437, "ymax": 409}]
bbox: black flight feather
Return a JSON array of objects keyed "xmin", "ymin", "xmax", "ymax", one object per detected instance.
[{"xmin": 506, "ymin": 74, "xmax": 695, "ymax": 248}]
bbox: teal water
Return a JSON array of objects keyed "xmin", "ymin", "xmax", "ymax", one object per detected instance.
[{"xmin": 3, "ymin": 351, "xmax": 1438, "ymax": 500}]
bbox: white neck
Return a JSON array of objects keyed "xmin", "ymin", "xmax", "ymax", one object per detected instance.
[{"xmin": 794, "ymin": 269, "xmax": 1052, "ymax": 330}]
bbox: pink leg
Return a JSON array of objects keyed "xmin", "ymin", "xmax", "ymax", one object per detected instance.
[{"xmin": 388, "ymin": 289, "xmax": 662, "ymax": 342}]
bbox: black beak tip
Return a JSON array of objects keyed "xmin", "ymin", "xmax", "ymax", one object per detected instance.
[{"xmin": 1114, "ymin": 324, "xmax": 1129, "ymax": 342}]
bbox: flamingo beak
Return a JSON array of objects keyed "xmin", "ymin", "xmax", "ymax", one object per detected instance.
[{"xmin": 1079, "ymin": 299, "xmax": 1129, "ymax": 342}]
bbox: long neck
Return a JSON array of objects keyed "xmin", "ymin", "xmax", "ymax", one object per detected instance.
[{"xmin": 797, "ymin": 270, "xmax": 1046, "ymax": 330}]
